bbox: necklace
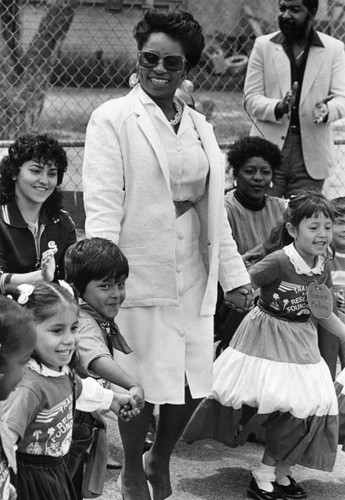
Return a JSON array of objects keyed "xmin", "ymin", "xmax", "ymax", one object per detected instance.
[{"xmin": 169, "ymin": 97, "xmax": 183, "ymax": 126}]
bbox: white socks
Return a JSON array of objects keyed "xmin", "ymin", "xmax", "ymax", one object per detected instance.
[
  {"xmin": 275, "ymin": 461, "xmax": 292, "ymax": 486},
  {"xmin": 252, "ymin": 461, "xmax": 293, "ymax": 491},
  {"xmin": 252, "ymin": 463, "xmax": 276, "ymax": 492}
]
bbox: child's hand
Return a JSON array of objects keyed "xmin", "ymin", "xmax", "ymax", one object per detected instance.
[
  {"xmin": 119, "ymin": 402, "xmax": 141, "ymax": 422},
  {"xmin": 41, "ymin": 242, "xmax": 58, "ymax": 282},
  {"xmin": 335, "ymin": 290, "xmax": 345, "ymax": 313},
  {"xmin": 110, "ymin": 392, "xmax": 138, "ymax": 421},
  {"xmin": 129, "ymin": 384, "xmax": 145, "ymax": 410}
]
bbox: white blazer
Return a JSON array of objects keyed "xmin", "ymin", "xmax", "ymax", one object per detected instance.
[
  {"xmin": 244, "ymin": 31, "xmax": 345, "ymax": 179},
  {"xmin": 82, "ymin": 86, "xmax": 249, "ymax": 315}
]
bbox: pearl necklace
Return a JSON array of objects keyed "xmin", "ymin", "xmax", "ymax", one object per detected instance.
[{"xmin": 170, "ymin": 97, "xmax": 183, "ymax": 126}]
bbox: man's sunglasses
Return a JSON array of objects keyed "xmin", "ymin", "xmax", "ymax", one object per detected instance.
[{"xmin": 138, "ymin": 51, "xmax": 186, "ymax": 72}]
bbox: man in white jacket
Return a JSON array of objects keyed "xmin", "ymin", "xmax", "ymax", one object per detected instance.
[{"xmin": 244, "ymin": 0, "xmax": 345, "ymax": 198}]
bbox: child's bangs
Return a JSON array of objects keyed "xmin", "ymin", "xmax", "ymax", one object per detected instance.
[{"xmin": 102, "ymin": 256, "xmax": 129, "ymax": 282}]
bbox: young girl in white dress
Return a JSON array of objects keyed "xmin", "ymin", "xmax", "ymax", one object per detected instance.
[{"xmin": 183, "ymin": 191, "xmax": 345, "ymax": 500}]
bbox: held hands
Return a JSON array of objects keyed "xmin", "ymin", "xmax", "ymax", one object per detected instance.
[
  {"xmin": 40, "ymin": 241, "xmax": 58, "ymax": 282},
  {"xmin": 110, "ymin": 392, "xmax": 140, "ymax": 422},
  {"xmin": 224, "ymin": 283, "xmax": 254, "ymax": 313}
]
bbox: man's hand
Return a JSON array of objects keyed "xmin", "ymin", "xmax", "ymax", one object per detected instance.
[{"xmin": 275, "ymin": 81, "xmax": 298, "ymax": 118}]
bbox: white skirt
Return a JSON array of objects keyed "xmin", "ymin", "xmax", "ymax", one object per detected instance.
[{"xmin": 116, "ymin": 208, "xmax": 213, "ymax": 404}]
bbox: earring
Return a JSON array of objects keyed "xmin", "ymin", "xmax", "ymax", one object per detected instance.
[
  {"xmin": 269, "ymin": 181, "xmax": 273, "ymax": 189},
  {"xmin": 12, "ymin": 176, "xmax": 17, "ymax": 181},
  {"xmin": 233, "ymin": 179, "xmax": 237, "ymax": 188},
  {"xmin": 181, "ymin": 77, "xmax": 194, "ymax": 94},
  {"xmin": 129, "ymin": 73, "xmax": 139, "ymax": 88}
]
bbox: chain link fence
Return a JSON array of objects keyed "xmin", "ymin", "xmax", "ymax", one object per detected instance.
[{"xmin": 0, "ymin": 0, "xmax": 345, "ymax": 204}]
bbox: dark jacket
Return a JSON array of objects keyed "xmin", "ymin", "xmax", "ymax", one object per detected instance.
[{"xmin": 0, "ymin": 200, "xmax": 76, "ymax": 288}]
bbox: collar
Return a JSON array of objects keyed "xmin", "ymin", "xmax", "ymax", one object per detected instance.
[
  {"xmin": 270, "ymin": 28, "xmax": 324, "ymax": 48},
  {"xmin": 80, "ymin": 299, "xmax": 111, "ymax": 325},
  {"xmin": 79, "ymin": 301, "xmax": 133, "ymax": 355},
  {"xmin": 234, "ymin": 189, "xmax": 266, "ymax": 211},
  {"xmin": 27, "ymin": 358, "xmax": 70, "ymax": 377},
  {"xmin": 134, "ymin": 84, "xmax": 187, "ymax": 121},
  {"xmin": 283, "ymin": 242, "xmax": 325, "ymax": 275},
  {"xmin": 1, "ymin": 199, "xmax": 51, "ymax": 228}
]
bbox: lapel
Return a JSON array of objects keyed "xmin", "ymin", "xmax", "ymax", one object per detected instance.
[
  {"xmin": 132, "ymin": 91, "xmax": 171, "ymax": 188},
  {"xmin": 189, "ymin": 109, "xmax": 218, "ymax": 176},
  {"xmin": 272, "ymin": 43, "xmax": 291, "ymax": 96},
  {"xmin": 300, "ymin": 44, "xmax": 324, "ymax": 105},
  {"xmin": 189, "ymin": 109, "xmax": 222, "ymax": 243}
]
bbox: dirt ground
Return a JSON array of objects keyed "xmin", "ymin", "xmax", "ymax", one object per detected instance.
[{"xmin": 99, "ymin": 412, "xmax": 345, "ymax": 500}]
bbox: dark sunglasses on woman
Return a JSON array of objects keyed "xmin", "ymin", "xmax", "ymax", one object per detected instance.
[{"xmin": 138, "ymin": 50, "xmax": 186, "ymax": 72}]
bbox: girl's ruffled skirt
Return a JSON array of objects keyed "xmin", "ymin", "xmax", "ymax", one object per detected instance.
[
  {"xmin": 183, "ymin": 310, "xmax": 339, "ymax": 472},
  {"xmin": 335, "ymin": 368, "xmax": 345, "ymax": 451}
]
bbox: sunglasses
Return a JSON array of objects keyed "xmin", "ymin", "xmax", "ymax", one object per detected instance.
[{"xmin": 138, "ymin": 50, "xmax": 186, "ymax": 72}]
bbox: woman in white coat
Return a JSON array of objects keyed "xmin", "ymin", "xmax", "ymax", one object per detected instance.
[{"xmin": 82, "ymin": 9, "xmax": 252, "ymax": 500}]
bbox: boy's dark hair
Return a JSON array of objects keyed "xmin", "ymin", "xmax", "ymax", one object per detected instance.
[
  {"xmin": 0, "ymin": 134, "xmax": 68, "ymax": 218},
  {"xmin": 331, "ymin": 197, "xmax": 345, "ymax": 218},
  {"xmin": 65, "ymin": 237, "xmax": 129, "ymax": 297}
]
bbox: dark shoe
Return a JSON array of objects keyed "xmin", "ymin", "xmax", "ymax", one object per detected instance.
[
  {"xmin": 247, "ymin": 476, "xmax": 283, "ymax": 500},
  {"xmin": 276, "ymin": 476, "xmax": 308, "ymax": 499},
  {"xmin": 106, "ymin": 457, "xmax": 122, "ymax": 469}
]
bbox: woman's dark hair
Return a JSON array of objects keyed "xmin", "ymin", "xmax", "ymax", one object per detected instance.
[
  {"xmin": 133, "ymin": 9, "xmax": 205, "ymax": 72},
  {"xmin": 64, "ymin": 237, "xmax": 129, "ymax": 297},
  {"xmin": 0, "ymin": 134, "xmax": 68, "ymax": 217},
  {"xmin": 228, "ymin": 136, "xmax": 282, "ymax": 178},
  {"xmin": 264, "ymin": 190, "xmax": 334, "ymax": 255},
  {"xmin": 0, "ymin": 295, "xmax": 36, "ymax": 368}
]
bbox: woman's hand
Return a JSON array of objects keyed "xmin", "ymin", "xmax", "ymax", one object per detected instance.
[
  {"xmin": 40, "ymin": 243, "xmax": 58, "ymax": 282},
  {"xmin": 129, "ymin": 384, "xmax": 145, "ymax": 410},
  {"xmin": 224, "ymin": 284, "xmax": 254, "ymax": 312}
]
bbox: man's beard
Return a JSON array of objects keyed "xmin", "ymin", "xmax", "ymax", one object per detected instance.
[{"xmin": 278, "ymin": 14, "xmax": 311, "ymax": 41}]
